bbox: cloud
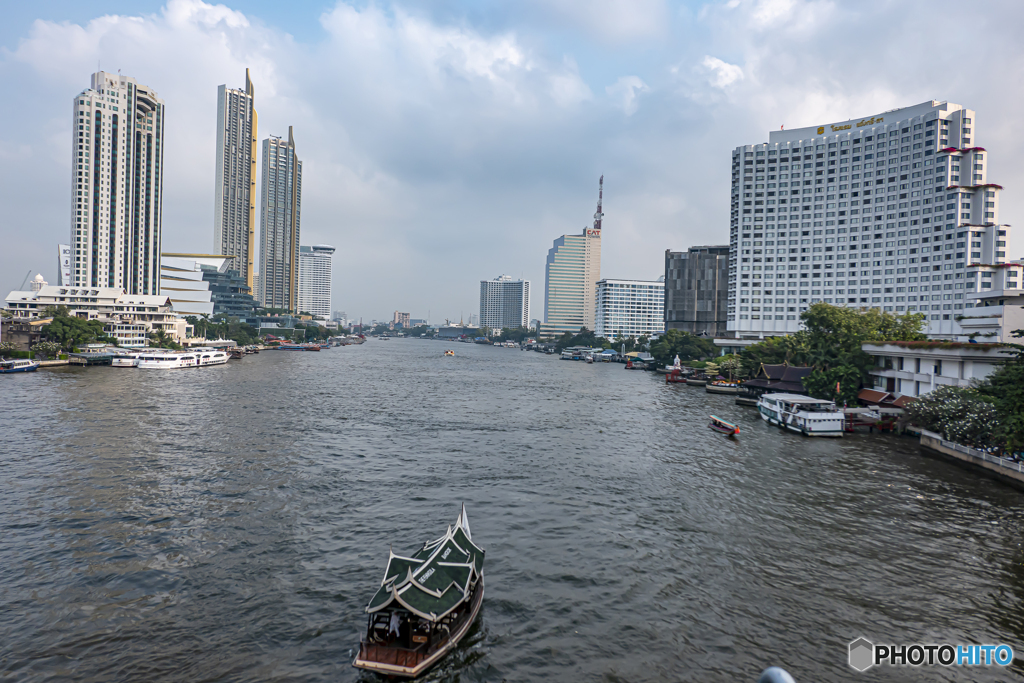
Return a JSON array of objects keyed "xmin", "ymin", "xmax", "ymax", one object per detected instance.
[
  {"xmin": 3, "ymin": 0, "xmax": 1024, "ymax": 321},
  {"xmin": 605, "ymin": 76, "xmax": 649, "ymax": 115},
  {"xmin": 700, "ymin": 55, "xmax": 744, "ymax": 88}
]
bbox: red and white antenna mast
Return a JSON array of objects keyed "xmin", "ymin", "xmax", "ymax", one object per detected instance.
[{"xmin": 593, "ymin": 175, "xmax": 604, "ymax": 232}]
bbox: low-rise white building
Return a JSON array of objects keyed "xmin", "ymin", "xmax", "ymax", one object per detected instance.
[
  {"xmin": 4, "ymin": 285, "xmax": 189, "ymax": 343},
  {"xmin": 862, "ymin": 341, "xmax": 1012, "ymax": 397},
  {"xmin": 594, "ymin": 278, "xmax": 665, "ymax": 341}
]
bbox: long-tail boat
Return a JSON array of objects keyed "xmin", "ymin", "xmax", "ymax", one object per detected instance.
[
  {"xmin": 709, "ymin": 414, "xmax": 740, "ymax": 436},
  {"xmin": 353, "ymin": 505, "xmax": 485, "ymax": 678}
]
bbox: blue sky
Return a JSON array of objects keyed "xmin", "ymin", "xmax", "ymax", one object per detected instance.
[{"xmin": 2, "ymin": 0, "xmax": 1023, "ymax": 323}]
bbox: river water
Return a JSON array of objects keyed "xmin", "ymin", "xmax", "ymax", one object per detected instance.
[{"xmin": 1, "ymin": 340, "xmax": 1023, "ymax": 682}]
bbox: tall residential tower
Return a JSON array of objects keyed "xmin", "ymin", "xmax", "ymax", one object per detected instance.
[
  {"xmin": 728, "ymin": 100, "xmax": 1006, "ymax": 340},
  {"xmin": 70, "ymin": 71, "xmax": 165, "ymax": 294},
  {"xmin": 259, "ymin": 127, "xmax": 303, "ymax": 310},
  {"xmin": 213, "ymin": 69, "xmax": 258, "ymax": 291}
]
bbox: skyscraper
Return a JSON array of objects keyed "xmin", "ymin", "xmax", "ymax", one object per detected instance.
[
  {"xmin": 728, "ymin": 100, "xmax": 1006, "ymax": 340},
  {"xmin": 594, "ymin": 278, "xmax": 664, "ymax": 341},
  {"xmin": 479, "ymin": 275, "xmax": 530, "ymax": 330},
  {"xmin": 70, "ymin": 71, "xmax": 164, "ymax": 294},
  {"xmin": 214, "ymin": 69, "xmax": 258, "ymax": 292},
  {"xmin": 298, "ymin": 244, "xmax": 335, "ymax": 318},
  {"xmin": 259, "ymin": 127, "xmax": 302, "ymax": 310},
  {"xmin": 540, "ymin": 177, "xmax": 603, "ymax": 338}
]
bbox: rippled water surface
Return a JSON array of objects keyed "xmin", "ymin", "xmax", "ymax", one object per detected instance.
[{"xmin": 2, "ymin": 340, "xmax": 1024, "ymax": 682}]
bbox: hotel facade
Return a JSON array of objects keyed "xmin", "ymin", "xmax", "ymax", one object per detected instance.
[
  {"xmin": 728, "ymin": 100, "xmax": 1007, "ymax": 340},
  {"xmin": 594, "ymin": 278, "xmax": 664, "ymax": 341},
  {"xmin": 479, "ymin": 275, "xmax": 530, "ymax": 330},
  {"xmin": 70, "ymin": 71, "xmax": 165, "ymax": 295},
  {"xmin": 298, "ymin": 244, "xmax": 335, "ymax": 319}
]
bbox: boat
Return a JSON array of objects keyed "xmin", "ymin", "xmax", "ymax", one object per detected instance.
[
  {"xmin": 0, "ymin": 358, "xmax": 40, "ymax": 373},
  {"xmin": 665, "ymin": 368, "xmax": 687, "ymax": 384},
  {"xmin": 112, "ymin": 351, "xmax": 143, "ymax": 368},
  {"xmin": 709, "ymin": 415, "xmax": 740, "ymax": 435},
  {"xmin": 229, "ymin": 348, "xmax": 245, "ymax": 360},
  {"xmin": 706, "ymin": 380, "xmax": 741, "ymax": 394},
  {"xmin": 686, "ymin": 378, "xmax": 707, "ymax": 386},
  {"xmin": 585, "ymin": 355, "xmax": 594, "ymax": 364},
  {"xmin": 757, "ymin": 393, "xmax": 844, "ymax": 437},
  {"xmin": 443, "ymin": 350, "xmax": 455, "ymax": 357},
  {"xmin": 137, "ymin": 352, "xmax": 199, "ymax": 369},
  {"xmin": 353, "ymin": 506, "xmax": 484, "ymax": 679},
  {"xmin": 196, "ymin": 349, "xmax": 229, "ymax": 366}
]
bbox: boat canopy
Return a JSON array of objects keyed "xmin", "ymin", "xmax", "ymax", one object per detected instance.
[{"xmin": 366, "ymin": 506, "xmax": 484, "ymax": 622}]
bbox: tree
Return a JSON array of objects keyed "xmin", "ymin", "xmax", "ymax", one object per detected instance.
[
  {"xmin": 904, "ymin": 385, "xmax": 999, "ymax": 448},
  {"xmin": 980, "ymin": 330, "xmax": 1024, "ymax": 452},
  {"xmin": 31, "ymin": 341, "xmax": 63, "ymax": 359},
  {"xmin": 649, "ymin": 329, "xmax": 715, "ymax": 367},
  {"xmin": 554, "ymin": 328, "xmax": 608, "ymax": 352},
  {"xmin": 148, "ymin": 329, "xmax": 182, "ymax": 350},
  {"xmin": 718, "ymin": 354, "xmax": 742, "ymax": 380},
  {"xmin": 41, "ymin": 314, "xmax": 113, "ymax": 350}
]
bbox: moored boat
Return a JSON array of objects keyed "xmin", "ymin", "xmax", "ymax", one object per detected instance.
[
  {"xmin": 111, "ymin": 352, "xmax": 143, "ymax": 368},
  {"xmin": 353, "ymin": 506, "xmax": 484, "ymax": 679},
  {"xmin": 665, "ymin": 368, "xmax": 687, "ymax": 384},
  {"xmin": 686, "ymin": 378, "xmax": 707, "ymax": 386},
  {"xmin": 757, "ymin": 393, "xmax": 844, "ymax": 437},
  {"xmin": 706, "ymin": 380, "xmax": 741, "ymax": 394},
  {"xmin": 709, "ymin": 414, "xmax": 740, "ymax": 435},
  {"xmin": 0, "ymin": 358, "xmax": 40, "ymax": 373}
]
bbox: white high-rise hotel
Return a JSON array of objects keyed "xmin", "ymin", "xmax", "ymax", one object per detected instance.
[
  {"xmin": 479, "ymin": 275, "xmax": 530, "ymax": 330},
  {"xmin": 259, "ymin": 127, "xmax": 302, "ymax": 310},
  {"xmin": 70, "ymin": 71, "xmax": 165, "ymax": 294},
  {"xmin": 298, "ymin": 244, "xmax": 335, "ymax": 318},
  {"xmin": 728, "ymin": 100, "xmax": 1006, "ymax": 339}
]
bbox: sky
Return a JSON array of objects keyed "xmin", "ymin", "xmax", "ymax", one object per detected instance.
[{"xmin": 3, "ymin": 0, "xmax": 1024, "ymax": 324}]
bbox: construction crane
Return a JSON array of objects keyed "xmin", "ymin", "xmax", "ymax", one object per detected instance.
[{"xmin": 18, "ymin": 270, "xmax": 31, "ymax": 290}]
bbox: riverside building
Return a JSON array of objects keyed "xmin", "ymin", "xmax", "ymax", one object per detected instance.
[
  {"xmin": 479, "ymin": 275, "xmax": 530, "ymax": 330},
  {"xmin": 664, "ymin": 246, "xmax": 730, "ymax": 337},
  {"xmin": 594, "ymin": 278, "xmax": 665, "ymax": 341},
  {"xmin": 259, "ymin": 127, "xmax": 302, "ymax": 310},
  {"xmin": 541, "ymin": 177, "xmax": 604, "ymax": 338},
  {"xmin": 213, "ymin": 69, "xmax": 258, "ymax": 291},
  {"xmin": 70, "ymin": 71, "xmax": 165, "ymax": 294},
  {"xmin": 728, "ymin": 100, "xmax": 1007, "ymax": 340},
  {"xmin": 298, "ymin": 244, "xmax": 335, "ymax": 318}
]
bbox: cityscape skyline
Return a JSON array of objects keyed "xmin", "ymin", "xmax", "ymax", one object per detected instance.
[{"xmin": 3, "ymin": 1, "xmax": 1024, "ymax": 322}]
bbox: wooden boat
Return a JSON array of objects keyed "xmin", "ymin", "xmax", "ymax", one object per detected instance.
[
  {"xmin": 0, "ymin": 358, "xmax": 40, "ymax": 373},
  {"xmin": 706, "ymin": 380, "xmax": 741, "ymax": 394},
  {"xmin": 354, "ymin": 506, "xmax": 484, "ymax": 678},
  {"xmin": 686, "ymin": 378, "xmax": 707, "ymax": 386},
  {"xmin": 709, "ymin": 415, "xmax": 739, "ymax": 435},
  {"xmin": 229, "ymin": 348, "xmax": 244, "ymax": 360},
  {"xmin": 665, "ymin": 368, "xmax": 687, "ymax": 384}
]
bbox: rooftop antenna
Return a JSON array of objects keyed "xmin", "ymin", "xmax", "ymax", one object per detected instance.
[{"xmin": 593, "ymin": 175, "xmax": 604, "ymax": 232}]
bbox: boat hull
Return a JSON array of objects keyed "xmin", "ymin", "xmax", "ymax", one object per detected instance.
[
  {"xmin": 0, "ymin": 362, "xmax": 39, "ymax": 373},
  {"xmin": 706, "ymin": 384, "xmax": 740, "ymax": 394},
  {"xmin": 353, "ymin": 575, "xmax": 484, "ymax": 678},
  {"xmin": 686, "ymin": 379, "xmax": 707, "ymax": 386}
]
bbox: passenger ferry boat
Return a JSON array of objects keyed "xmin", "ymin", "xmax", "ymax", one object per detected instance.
[
  {"xmin": 0, "ymin": 358, "xmax": 40, "ymax": 373},
  {"xmin": 757, "ymin": 393, "xmax": 844, "ymax": 437},
  {"xmin": 195, "ymin": 349, "xmax": 229, "ymax": 366},
  {"xmin": 112, "ymin": 352, "xmax": 141, "ymax": 367},
  {"xmin": 354, "ymin": 506, "xmax": 484, "ymax": 678},
  {"xmin": 137, "ymin": 352, "xmax": 199, "ymax": 369}
]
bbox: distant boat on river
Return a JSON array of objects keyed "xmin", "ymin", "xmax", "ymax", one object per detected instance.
[{"xmin": 353, "ymin": 505, "xmax": 485, "ymax": 679}]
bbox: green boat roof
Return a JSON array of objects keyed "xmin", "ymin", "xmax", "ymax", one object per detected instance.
[{"xmin": 366, "ymin": 505, "xmax": 485, "ymax": 621}]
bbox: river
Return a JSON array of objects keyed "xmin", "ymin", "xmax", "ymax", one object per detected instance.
[{"xmin": 1, "ymin": 339, "xmax": 1023, "ymax": 682}]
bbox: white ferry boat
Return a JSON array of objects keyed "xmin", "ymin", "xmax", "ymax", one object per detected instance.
[
  {"xmin": 195, "ymin": 349, "xmax": 228, "ymax": 366},
  {"xmin": 757, "ymin": 393, "xmax": 844, "ymax": 437},
  {"xmin": 112, "ymin": 351, "xmax": 145, "ymax": 368},
  {"xmin": 137, "ymin": 352, "xmax": 199, "ymax": 369}
]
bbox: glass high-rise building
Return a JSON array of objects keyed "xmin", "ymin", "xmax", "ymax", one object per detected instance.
[
  {"xmin": 214, "ymin": 69, "xmax": 258, "ymax": 292},
  {"xmin": 70, "ymin": 71, "xmax": 164, "ymax": 294},
  {"xmin": 259, "ymin": 127, "xmax": 302, "ymax": 310}
]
